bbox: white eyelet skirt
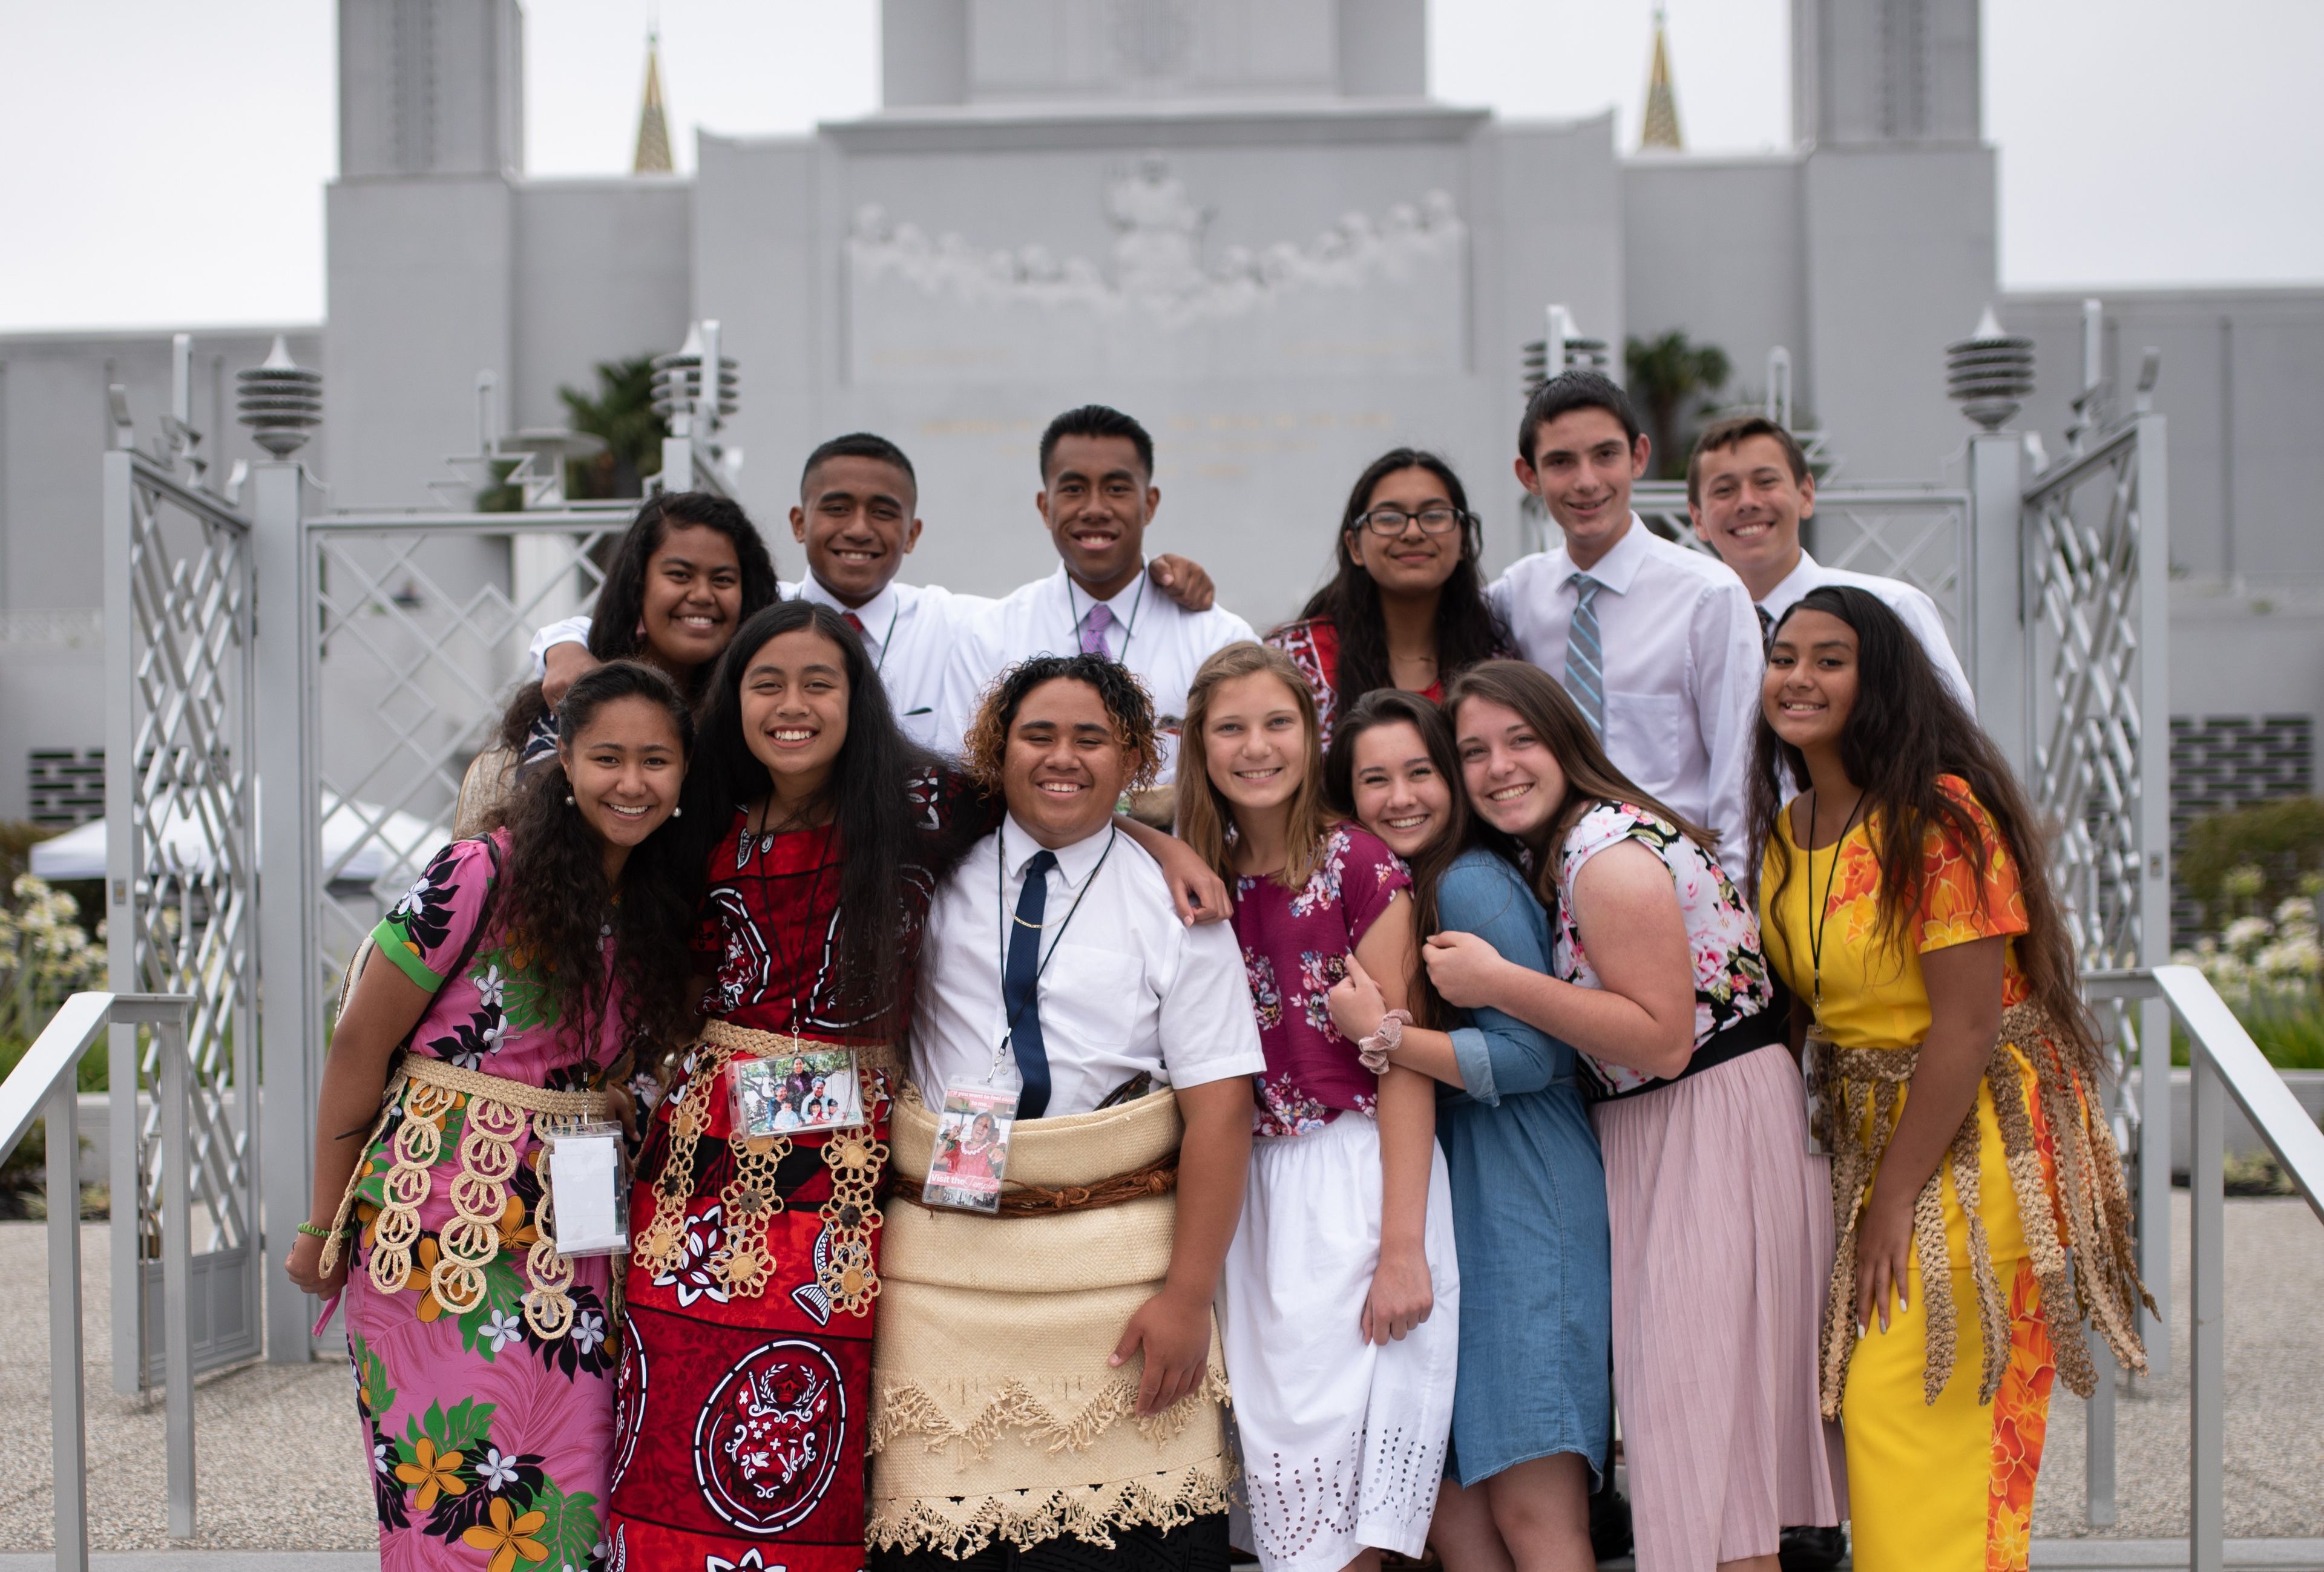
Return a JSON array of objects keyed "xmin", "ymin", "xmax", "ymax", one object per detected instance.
[{"xmin": 1215, "ymin": 1110, "xmax": 1460, "ymax": 1572}]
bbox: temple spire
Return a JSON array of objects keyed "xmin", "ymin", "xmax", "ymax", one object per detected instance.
[
  {"xmin": 1639, "ymin": 5, "xmax": 1684, "ymax": 152},
  {"xmin": 633, "ymin": 31, "xmax": 674, "ymax": 175}
]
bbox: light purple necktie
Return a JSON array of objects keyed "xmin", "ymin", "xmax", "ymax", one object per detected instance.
[{"xmin": 1078, "ymin": 601, "xmax": 1114, "ymax": 658}]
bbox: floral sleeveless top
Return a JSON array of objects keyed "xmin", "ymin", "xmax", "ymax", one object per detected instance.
[{"xmin": 1549, "ymin": 802, "xmax": 1774, "ymax": 1099}]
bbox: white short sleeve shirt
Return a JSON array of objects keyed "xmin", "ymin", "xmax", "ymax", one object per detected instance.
[
  {"xmin": 912, "ymin": 815, "xmax": 1265, "ymax": 1119},
  {"xmin": 935, "ymin": 564, "xmax": 1256, "ymax": 776}
]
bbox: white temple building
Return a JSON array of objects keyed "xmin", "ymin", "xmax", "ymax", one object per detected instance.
[{"xmin": 1, "ymin": 0, "xmax": 2320, "ymax": 832}]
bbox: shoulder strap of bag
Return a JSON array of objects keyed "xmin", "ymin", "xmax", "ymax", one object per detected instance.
[{"xmin": 334, "ymin": 832, "xmax": 508, "ymax": 1047}]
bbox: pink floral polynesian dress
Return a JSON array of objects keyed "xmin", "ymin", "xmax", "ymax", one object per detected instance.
[{"xmin": 338, "ymin": 831, "xmax": 626, "ymax": 1572}]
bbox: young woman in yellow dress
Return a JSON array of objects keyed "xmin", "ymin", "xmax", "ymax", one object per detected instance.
[{"xmin": 1751, "ymin": 585, "xmax": 2150, "ymax": 1572}]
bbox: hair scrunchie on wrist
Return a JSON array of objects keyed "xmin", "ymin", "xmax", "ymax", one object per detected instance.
[{"xmin": 1356, "ymin": 1009, "xmax": 1412, "ymax": 1075}]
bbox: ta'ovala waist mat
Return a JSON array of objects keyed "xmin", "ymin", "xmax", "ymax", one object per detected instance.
[{"xmin": 867, "ymin": 1082, "xmax": 1233, "ymax": 1558}]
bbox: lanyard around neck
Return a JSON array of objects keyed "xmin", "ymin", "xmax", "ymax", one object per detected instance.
[
  {"xmin": 1803, "ymin": 788, "xmax": 1865, "ymax": 1023},
  {"xmin": 991, "ymin": 825, "xmax": 1118, "ymax": 1070}
]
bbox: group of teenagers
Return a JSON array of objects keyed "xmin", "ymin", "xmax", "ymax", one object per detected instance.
[{"xmin": 284, "ymin": 371, "xmax": 2153, "ymax": 1572}]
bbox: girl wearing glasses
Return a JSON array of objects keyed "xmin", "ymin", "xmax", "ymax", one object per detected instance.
[{"xmin": 1267, "ymin": 448, "xmax": 1512, "ymax": 748}]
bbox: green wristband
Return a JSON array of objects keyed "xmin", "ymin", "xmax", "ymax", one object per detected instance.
[{"xmin": 295, "ymin": 1221, "xmax": 339, "ymax": 1240}]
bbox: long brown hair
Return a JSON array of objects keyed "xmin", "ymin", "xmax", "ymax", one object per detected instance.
[
  {"xmin": 1442, "ymin": 660, "xmax": 1713, "ymax": 911},
  {"xmin": 1324, "ymin": 689, "xmax": 1469, "ymax": 1028},
  {"xmin": 1749, "ymin": 585, "xmax": 2099, "ymax": 1067},
  {"xmin": 1178, "ymin": 642, "xmax": 1336, "ymax": 887}
]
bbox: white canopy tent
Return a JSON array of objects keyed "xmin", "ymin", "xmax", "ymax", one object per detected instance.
[{"xmin": 29, "ymin": 790, "xmax": 447, "ymax": 891}]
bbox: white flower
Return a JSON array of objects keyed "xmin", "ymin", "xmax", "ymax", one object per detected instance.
[
  {"xmin": 473, "ymin": 963, "xmax": 507, "ymax": 1009},
  {"xmin": 481, "ymin": 1307, "xmax": 524, "ymax": 1355},
  {"xmin": 571, "ymin": 1308, "xmax": 606, "ymax": 1357},
  {"xmin": 373, "ymin": 1438, "xmax": 394, "ymax": 1476},
  {"xmin": 2223, "ymin": 915, "xmax": 2272, "ymax": 955},
  {"xmin": 475, "ymin": 1446, "xmax": 520, "ymax": 1492}
]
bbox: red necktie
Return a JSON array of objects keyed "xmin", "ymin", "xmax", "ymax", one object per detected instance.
[{"xmin": 842, "ymin": 611, "xmax": 867, "ymax": 637}]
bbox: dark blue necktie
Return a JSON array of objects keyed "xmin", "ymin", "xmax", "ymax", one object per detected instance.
[{"xmin": 1003, "ymin": 848, "xmax": 1057, "ymax": 1119}]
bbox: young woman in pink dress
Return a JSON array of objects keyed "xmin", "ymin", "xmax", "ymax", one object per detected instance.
[
  {"xmin": 285, "ymin": 662, "xmax": 705, "ymax": 1570},
  {"xmin": 1423, "ymin": 660, "xmax": 1840, "ymax": 1572}
]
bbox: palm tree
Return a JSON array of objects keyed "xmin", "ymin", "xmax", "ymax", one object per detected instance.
[
  {"xmin": 1625, "ymin": 330, "xmax": 1730, "ymax": 479},
  {"xmin": 559, "ymin": 356, "xmax": 668, "ymax": 499}
]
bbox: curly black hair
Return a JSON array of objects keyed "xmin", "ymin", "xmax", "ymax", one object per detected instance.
[
  {"xmin": 491, "ymin": 660, "xmax": 703, "ymax": 1073},
  {"xmin": 588, "ymin": 492, "xmax": 783, "ymax": 687},
  {"xmin": 957, "ymin": 653, "xmax": 1160, "ymax": 796},
  {"xmin": 495, "ymin": 491, "xmax": 781, "ymax": 754}
]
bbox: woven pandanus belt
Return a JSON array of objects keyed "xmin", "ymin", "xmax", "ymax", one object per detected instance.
[
  {"xmin": 628, "ymin": 1018, "xmax": 890, "ymax": 1317},
  {"xmin": 1816, "ymin": 1001, "xmax": 2154, "ymax": 1418},
  {"xmin": 322, "ymin": 1055, "xmax": 607, "ymax": 1340}
]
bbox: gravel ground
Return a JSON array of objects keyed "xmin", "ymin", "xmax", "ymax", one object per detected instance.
[
  {"xmin": 2034, "ymin": 1191, "xmax": 2324, "ymax": 1539},
  {"xmin": 0, "ymin": 1224, "xmax": 373, "ymax": 1552},
  {"xmin": 0, "ymin": 1190, "xmax": 2316, "ymax": 1552}
]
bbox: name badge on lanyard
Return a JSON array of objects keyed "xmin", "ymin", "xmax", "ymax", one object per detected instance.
[
  {"xmin": 1800, "ymin": 1035, "xmax": 1833, "ymax": 1159},
  {"xmin": 541, "ymin": 1119, "xmax": 629, "ymax": 1256},
  {"xmin": 923, "ymin": 1086, "xmax": 1020, "ymax": 1214}
]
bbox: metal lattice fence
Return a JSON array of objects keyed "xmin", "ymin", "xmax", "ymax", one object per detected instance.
[
  {"xmin": 303, "ymin": 514, "xmax": 623, "ymax": 981},
  {"xmin": 100, "ymin": 444, "xmax": 261, "ymax": 1387},
  {"xmin": 1632, "ymin": 479, "xmax": 1974, "ymax": 666},
  {"xmin": 2024, "ymin": 421, "xmax": 2161, "ymax": 975}
]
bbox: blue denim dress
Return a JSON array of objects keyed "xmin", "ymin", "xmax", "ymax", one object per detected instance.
[{"xmin": 1433, "ymin": 848, "xmax": 1613, "ymax": 1487}]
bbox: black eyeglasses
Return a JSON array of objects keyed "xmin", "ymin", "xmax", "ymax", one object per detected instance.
[{"xmin": 1351, "ymin": 505, "xmax": 1471, "ymax": 538}]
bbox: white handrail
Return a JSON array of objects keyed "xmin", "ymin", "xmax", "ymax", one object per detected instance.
[
  {"xmin": 0, "ymin": 990, "xmax": 197, "ymax": 1570},
  {"xmin": 2081, "ymin": 964, "xmax": 2324, "ymax": 1572}
]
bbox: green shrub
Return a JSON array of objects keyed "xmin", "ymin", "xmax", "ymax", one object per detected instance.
[{"xmin": 2181, "ymin": 797, "xmax": 2324, "ymax": 932}]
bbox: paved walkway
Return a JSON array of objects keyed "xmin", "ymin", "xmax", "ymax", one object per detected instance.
[{"xmin": 0, "ymin": 1190, "xmax": 2316, "ymax": 1557}]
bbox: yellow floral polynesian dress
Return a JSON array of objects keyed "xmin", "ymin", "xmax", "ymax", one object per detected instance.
[
  {"xmin": 341, "ymin": 831, "xmax": 626, "ymax": 1572},
  {"xmin": 1760, "ymin": 777, "xmax": 2146, "ymax": 1572}
]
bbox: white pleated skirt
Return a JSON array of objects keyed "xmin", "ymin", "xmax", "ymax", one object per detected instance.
[{"xmin": 1216, "ymin": 1110, "xmax": 1460, "ymax": 1572}]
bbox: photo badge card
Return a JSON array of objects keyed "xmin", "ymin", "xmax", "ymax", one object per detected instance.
[
  {"xmin": 729, "ymin": 1047, "xmax": 864, "ymax": 1138},
  {"xmin": 922, "ymin": 1085, "xmax": 1019, "ymax": 1214}
]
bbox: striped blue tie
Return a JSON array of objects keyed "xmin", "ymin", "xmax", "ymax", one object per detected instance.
[{"xmin": 1564, "ymin": 573, "xmax": 1606, "ymax": 738}]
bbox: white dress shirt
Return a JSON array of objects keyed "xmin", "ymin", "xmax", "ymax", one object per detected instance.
[
  {"xmin": 794, "ymin": 576, "xmax": 986, "ymax": 748},
  {"xmin": 525, "ymin": 575, "xmax": 988, "ymax": 751},
  {"xmin": 1757, "ymin": 549, "xmax": 1976, "ymax": 715},
  {"xmin": 913, "ymin": 814, "xmax": 1265, "ymax": 1118},
  {"xmin": 935, "ymin": 563, "xmax": 1256, "ymax": 776},
  {"xmin": 1489, "ymin": 516, "xmax": 1763, "ymax": 857}
]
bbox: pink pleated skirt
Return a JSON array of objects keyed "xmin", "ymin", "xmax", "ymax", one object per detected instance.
[{"xmin": 1591, "ymin": 1042, "xmax": 1845, "ymax": 1570}]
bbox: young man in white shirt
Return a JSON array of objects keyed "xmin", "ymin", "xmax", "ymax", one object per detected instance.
[
  {"xmin": 1687, "ymin": 414, "xmax": 1975, "ymax": 712},
  {"xmin": 533, "ymin": 434, "xmax": 1219, "ymax": 750},
  {"xmin": 1491, "ymin": 372, "xmax": 1763, "ymax": 856},
  {"xmin": 936, "ymin": 405, "xmax": 1256, "ymax": 778},
  {"xmin": 871, "ymin": 653, "xmax": 1262, "ymax": 1572}
]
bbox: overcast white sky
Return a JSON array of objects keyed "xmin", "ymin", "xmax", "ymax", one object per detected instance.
[{"xmin": 4, "ymin": 0, "xmax": 2319, "ymax": 332}]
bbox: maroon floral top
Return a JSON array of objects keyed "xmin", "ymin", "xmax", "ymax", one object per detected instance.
[{"xmin": 1229, "ymin": 823, "xmax": 1412, "ymax": 1137}]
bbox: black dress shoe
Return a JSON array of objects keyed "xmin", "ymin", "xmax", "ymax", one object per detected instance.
[
  {"xmin": 1588, "ymin": 1486, "xmax": 1633, "ymax": 1562},
  {"xmin": 1777, "ymin": 1524, "xmax": 1847, "ymax": 1571}
]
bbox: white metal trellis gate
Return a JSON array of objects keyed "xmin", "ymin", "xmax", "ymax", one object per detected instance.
[
  {"xmin": 1632, "ymin": 480, "xmax": 1977, "ymax": 674},
  {"xmin": 100, "ymin": 384, "xmax": 264, "ymax": 1390},
  {"xmin": 250, "ymin": 336, "xmax": 739, "ymax": 1357}
]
